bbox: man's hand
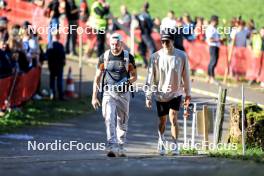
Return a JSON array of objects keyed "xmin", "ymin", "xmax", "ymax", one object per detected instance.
[
  {"xmin": 183, "ymin": 96, "xmax": 191, "ymax": 118},
  {"xmin": 92, "ymin": 97, "xmax": 101, "ymax": 110},
  {"xmin": 146, "ymin": 99, "xmax": 152, "ymax": 109},
  {"xmin": 92, "ymin": 68, "xmax": 103, "ymax": 110},
  {"xmin": 184, "ymin": 96, "xmax": 191, "ymax": 107}
]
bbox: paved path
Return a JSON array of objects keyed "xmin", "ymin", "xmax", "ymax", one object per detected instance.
[{"xmin": 0, "ymin": 60, "xmax": 263, "ymax": 176}]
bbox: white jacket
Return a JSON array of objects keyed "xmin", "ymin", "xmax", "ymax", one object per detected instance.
[{"xmin": 145, "ymin": 48, "xmax": 191, "ymax": 102}]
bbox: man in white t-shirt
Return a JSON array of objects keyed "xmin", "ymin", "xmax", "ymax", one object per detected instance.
[{"xmin": 145, "ymin": 29, "xmax": 191, "ymax": 155}]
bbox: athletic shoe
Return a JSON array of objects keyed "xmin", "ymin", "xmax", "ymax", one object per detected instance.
[
  {"xmin": 106, "ymin": 145, "xmax": 118, "ymax": 157},
  {"xmin": 32, "ymin": 94, "xmax": 42, "ymax": 100},
  {"xmin": 171, "ymin": 141, "xmax": 180, "ymax": 155},
  {"xmin": 157, "ymin": 140, "xmax": 166, "ymax": 156},
  {"xmin": 107, "ymin": 150, "xmax": 116, "ymax": 157},
  {"xmin": 118, "ymin": 144, "xmax": 127, "ymax": 157}
]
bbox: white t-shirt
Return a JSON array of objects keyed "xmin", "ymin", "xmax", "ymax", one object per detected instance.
[
  {"xmin": 206, "ymin": 25, "xmax": 221, "ymax": 47},
  {"xmin": 146, "ymin": 48, "xmax": 191, "ymax": 102}
]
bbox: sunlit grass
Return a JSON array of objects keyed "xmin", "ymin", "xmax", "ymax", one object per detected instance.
[
  {"xmin": 84, "ymin": 0, "xmax": 264, "ymax": 29},
  {"xmin": 209, "ymin": 144, "xmax": 264, "ymax": 163},
  {"xmin": 0, "ymin": 97, "xmax": 93, "ymax": 134}
]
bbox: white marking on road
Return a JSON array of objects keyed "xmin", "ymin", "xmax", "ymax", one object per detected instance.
[
  {"xmin": 0, "ymin": 134, "xmax": 34, "ymax": 140},
  {"xmin": 0, "ymin": 141, "xmax": 11, "ymax": 145},
  {"xmin": 191, "ymin": 88, "xmax": 264, "ymax": 108}
]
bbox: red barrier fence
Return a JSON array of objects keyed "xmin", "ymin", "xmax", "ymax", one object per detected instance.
[
  {"xmin": 1, "ymin": 1, "xmax": 264, "ymax": 82},
  {"xmin": 0, "ymin": 67, "xmax": 41, "ymax": 111},
  {"xmin": 183, "ymin": 40, "xmax": 264, "ymax": 82},
  {"xmin": 0, "ymin": 76, "xmax": 12, "ymax": 110}
]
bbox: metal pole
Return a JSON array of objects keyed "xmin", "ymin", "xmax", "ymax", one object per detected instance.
[
  {"xmin": 213, "ymin": 86, "xmax": 222, "ymax": 146},
  {"xmin": 79, "ymin": 31, "xmax": 83, "ymax": 98},
  {"xmin": 191, "ymin": 103, "xmax": 197, "ymax": 148},
  {"xmin": 6, "ymin": 67, "xmax": 19, "ymax": 111},
  {"xmin": 130, "ymin": 15, "xmax": 135, "ymax": 56},
  {"xmin": 184, "ymin": 115, "xmax": 187, "ymax": 145},
  {"xmin": 241, "ymin": 84, "xmax": 246, "ymax": 155}
]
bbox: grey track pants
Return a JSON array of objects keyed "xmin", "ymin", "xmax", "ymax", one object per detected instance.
[{"xmin": 102, "ymin": 91, "xmax": 130, "ymax": 147}]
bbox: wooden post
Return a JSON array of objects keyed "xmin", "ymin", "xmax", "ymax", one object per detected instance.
[
  {"xmin": 223, "ymin": 36, "xmax": 235, "ymax": 84},
  {"xmin": 203, "ymin": 105, "xmax": 209, "ymax": 150},
  {"xmin": 197, "ymin": 111, "xmax": 203, "ymax": 135},
  {"xmin": 214, "ymin": 87, "xmax": 227, "ymax": 146}
]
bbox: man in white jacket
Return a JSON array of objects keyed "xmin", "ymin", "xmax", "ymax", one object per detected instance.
[{"xmin": 145, "ymin": 29, "xmax": 191, "ymax": 155}]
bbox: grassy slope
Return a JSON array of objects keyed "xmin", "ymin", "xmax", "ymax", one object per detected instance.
[
  {"xmin": 0, "ymin": 97, "xmax": 93, "ymax": 134},
  {"xmin": 86, "ymin": 0, "xmax": 264, "ymax": 28},
  {"xmin": 209, "ymin": 145, "xmax": 264, "ymax": 163}
]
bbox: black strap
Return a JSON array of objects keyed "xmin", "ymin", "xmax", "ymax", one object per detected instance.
[
  {"xmin": 127, "ymin": 72, "xmax": 135, "ymax": 98},
  {"xmin": 100, "ymin": 69, "xmax": 107, "ymax": 100},
  {"xmin": 105, "ymin": 69, "xmax": 121, "ymax": 82},
  {"xmin": 101, "ymin": 69, "xmax": 135, "ymax": 98}
]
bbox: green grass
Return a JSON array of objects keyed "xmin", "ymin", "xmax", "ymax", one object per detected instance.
[
  {"xmin": 179, "ymin": 148, "xmax": 198, "ymax": 155},
  {"xmin": 209, "ymin": 145, "xmax": 264, "ymax": 163},
  {"xmin": 178, "ymin": 144, "xmax": 264, "ymax": 163},
  {"xmin": 85, "ymin": 0, "xmax": 264, "ymax": 29},
  {"xmin": 0, "ymin": 97, "xmax": 93, "ymax": 134}
]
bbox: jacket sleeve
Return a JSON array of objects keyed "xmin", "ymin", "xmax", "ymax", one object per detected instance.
[
  {"xmin": 145, "ymin": 54, "xmax": 156, "ymax": 100},
  {"xmin": 94, "ymin": 7, "xmax": 109, "ymax": 18},
  {"xmin": 182, "ymin": 54, "xmax": 191, "ymax": 96}
]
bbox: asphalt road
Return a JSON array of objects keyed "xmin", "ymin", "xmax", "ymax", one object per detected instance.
[{"xmin": 0, "ymin": 61, "xmax": 263, "ymax": 176}]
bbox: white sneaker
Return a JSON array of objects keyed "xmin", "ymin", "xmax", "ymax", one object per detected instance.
[
  {"xmin": 32, "ymin": 94, "xmax": 42, "ymax": 100},
  {"xmin": 171, "ymin": 141, "xmax": 180, "ymax": 155},
  {"xmin": 118, "ymin": 144, "xmax": 127, "ymax": 157},
  {"xmin": 157, "ymin": 140, "xmax": 166, "ymax": 156},
  {"xmin": 41, "ymin": 89, "xmax": 49, "ymax": 97},
  {"xmin": 49, "ymin": 92, "xmax": 54, "ymax": 100}
]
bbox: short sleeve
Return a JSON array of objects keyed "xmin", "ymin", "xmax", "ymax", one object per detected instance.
[
  {"xmin": 128, "ymin": 54, "xmax": 136, "ymax": 69},
  {"xmin": 230, "ymin": 29, "xmax": 236, "ymax": 39},
  {"xmin": 97, "ymin": 54, "xmax": 104, "ymax": 69}
]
